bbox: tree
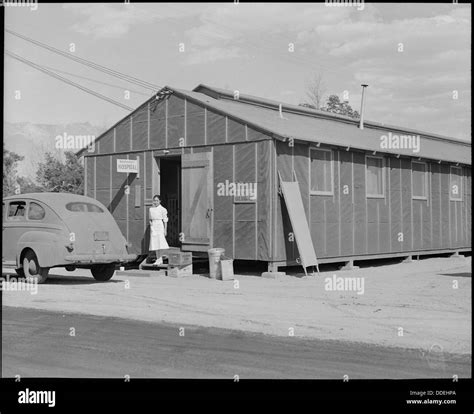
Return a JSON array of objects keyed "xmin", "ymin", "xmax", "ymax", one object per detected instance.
[
  {"xmin": 3, "ymin": 149, "xmax": 24, "ymax": 196},
  {"xmin": 17, "ymin": 176, "xmax": 45, "ymax": 194},
  {"xmin": 36, "ymin": 151, "xmax": 84, "ymax": 194},
  {"xmin": 301, "ymin": 72, "xmax": 327, "ymax": 110},
  {"xmin": 322, "ymin": 95, "xmax": 360, "ymax": 119}
]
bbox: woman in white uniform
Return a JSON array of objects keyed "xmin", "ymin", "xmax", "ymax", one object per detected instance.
[{"xmin": 149, "ymin": 194, "xmax": 169, "ymax": 265}]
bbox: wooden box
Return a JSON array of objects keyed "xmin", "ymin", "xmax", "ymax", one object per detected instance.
[
  {"xmin": 167, "ymin": 263, "xmax": 193, "ymax": 278},
  {"xmin": 218, "ymin": 259, "xmax": 234, "ymax": 281},
  {"xmin": 167, "ymin": 252, "xmax": 192, "ymax": 266}
]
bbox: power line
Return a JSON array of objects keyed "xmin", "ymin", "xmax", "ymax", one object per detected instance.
[
  {"xmin": 6, "ymin": 50, "xmax": 135, "ymax": 111},
  {"xmin": 6, "ymin": 28, "xmax": 162, "ymax": 92},
  {"xmin": 39, "ymin": 64, "xmax": 150, "ymax": 97}
]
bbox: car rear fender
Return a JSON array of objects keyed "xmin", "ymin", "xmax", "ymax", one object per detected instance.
[{"xmin": 17, "ymin": 230, "xmax": 67, "ymax": 268}]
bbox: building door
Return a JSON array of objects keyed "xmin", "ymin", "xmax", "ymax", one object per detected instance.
[
  {"xmin": 160, "ymin": 157, "xmax": 181, "ymax": 247},
  {"xmin": 181, "ymin": 152, "xmax": 213, "ymax": 252}
]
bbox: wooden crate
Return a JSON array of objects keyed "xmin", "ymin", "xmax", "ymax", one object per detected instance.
[
  {"xmin": 167, "ymin": 252, "xmax": 192, "ymax": 266},
  {"xmin": 219, "ymin": 259, "xmax": 234, "ymax": 281},
  {"xmin": 167, "ymin": 263, "xmax": 193, "ymax": 278}
]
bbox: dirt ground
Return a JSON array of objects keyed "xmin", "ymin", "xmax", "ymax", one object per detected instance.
[{"xmin": 2, "ymin": 256, "xmax": 471, "ymax": 355}]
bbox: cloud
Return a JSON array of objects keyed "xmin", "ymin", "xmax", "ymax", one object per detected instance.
[{"xmin": 63, "ymin": 3, "xmax": 202, "ymax": 38}]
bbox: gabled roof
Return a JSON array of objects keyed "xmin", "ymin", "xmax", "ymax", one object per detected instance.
[{"xmin": 79, "ymin": 84, "xmax": 471, "ymax": 165}]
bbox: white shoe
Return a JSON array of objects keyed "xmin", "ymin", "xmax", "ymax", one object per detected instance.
[{"xmin": 153, "ymin": 258, "xmax": 163, "ymax": 266}]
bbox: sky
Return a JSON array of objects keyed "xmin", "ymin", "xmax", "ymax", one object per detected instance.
[{"xmin": 4, "ymin": 2, "xmax": 471, "ymax": 140}]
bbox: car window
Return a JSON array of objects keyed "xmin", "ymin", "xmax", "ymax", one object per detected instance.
[
  {"xmin": 8, "ymin": 201, "xmax": 26, "ymax": 220},
  {"xmin": 65, "ymin": 202, "xmax": 104, "ymax": 213},
  {"xmin": 28, "ymin": 202, "xmax": 46, "ymax": 220}
]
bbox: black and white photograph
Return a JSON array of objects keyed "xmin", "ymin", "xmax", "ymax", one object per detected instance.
[{"xmin": 1, "ymin": 0, "xmax": 472, "ymax": 408}]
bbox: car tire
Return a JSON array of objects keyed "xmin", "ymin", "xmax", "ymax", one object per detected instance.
[
  {"xmin": 15, "ymin": 268, "xmax": 25, "ymax": 278},
  {"xmin": 23, "ymin": 250, "xmax": 49, "ymax": 284},
  {"xmin": 91, "ymin": 264, "xmax": 116, "ymax": 281}
]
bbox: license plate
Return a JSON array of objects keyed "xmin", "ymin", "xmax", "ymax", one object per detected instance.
[{"xmin": 94, "ymin": 231, "xmax": 109, "ymax": 241}]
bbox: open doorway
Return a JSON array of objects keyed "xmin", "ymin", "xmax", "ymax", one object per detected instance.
[{"xmin": 159, "ymin": 157, "xmax": 181, "ymax": 247}]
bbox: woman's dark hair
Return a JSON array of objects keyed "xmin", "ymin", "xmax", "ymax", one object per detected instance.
[{"xmin": 152, "ymin": 195, "xmax": 161, "ymax": 200}]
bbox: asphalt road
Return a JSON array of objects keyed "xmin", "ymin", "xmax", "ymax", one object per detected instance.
[{"xmin": 2, "ymin": 307, "xmax": 470, "ymax": 379}]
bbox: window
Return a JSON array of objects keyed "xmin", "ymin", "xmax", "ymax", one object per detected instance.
[
  {"xmin": 366, "ymin": 156, "xmax": 384, "ymax": 198},
  {"xmin": 28, "ymin": 202, "xmax": 46, "ymax": 220},
  {"xmin": 412, "ymin": 162, "xmax": 428, "ymax": 199},
  {"xmin": 66, "ymin": 202, "xmax": 104, "ymax": 213},
  {"xmin": 310, "ymin": 149, "xmax": 333, "ymax": 195},
  {"xmin": 450, "ymin": 166, "xmax": 462, "ymax": 201},
  {"xmin": 8, "ymin": 201, "xmax": 26, "ymax": 220}
]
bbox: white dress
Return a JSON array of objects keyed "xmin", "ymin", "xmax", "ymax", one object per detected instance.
[{"xmin": 149, "ymin": 205, "xmax": 169, "ymax": 251}]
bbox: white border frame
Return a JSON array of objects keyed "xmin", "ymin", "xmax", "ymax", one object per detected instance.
[
  {"xmin": 309, "ymin": 147, "xmax": 334, "ymax": 196},
  {"xmin": 365, "ymin": 154, "xmax": 385, "ymax": 199}
]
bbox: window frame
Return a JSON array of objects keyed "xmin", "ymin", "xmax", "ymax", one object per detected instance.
[
  {"xmin": 365, "ymin": 155, "xmax": 385, "ymax": 199},
  {"xmin": 309, "ymin": 147, "xmax": 334, "ymax": 196},
  {"xmin": 449, "ymin": 166, "xmax": 463, "ymax": 201},
  {"xmin": 27, "ymin": 201, "xmax": 46, "ymax": 221},
  {"xmin": 7, "ymin": 200, "xmax": 27, "ymax": 221},
  {"xmin": 411, "ymin": 160, "xmax": 429, "ymax": 200}
]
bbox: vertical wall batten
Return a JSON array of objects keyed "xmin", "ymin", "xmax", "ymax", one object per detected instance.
[
  {"xmin": 93, "ymin": 157, "xmax": 97, "ymax": 199},
  {"xmin": 338, "ymin": 151, "xmax": 341, "ymax": 256},
  {"xmin": 232, "ymin": 145, "xmax": 235, "ymax": 258},
  {"xmin": 84, "ymin": 156, "xmax": 88, "ymax": 196},
  {"xmin": 255, "ymin": 142, "xmax": 258, "ymax": 260},
  {"xmin": 165, "ymin": 98, "xmax": 168, "ymax": 148},
  {"xmin": 204, "ymin": 108, "xmax": 207, "ymax": 145}
]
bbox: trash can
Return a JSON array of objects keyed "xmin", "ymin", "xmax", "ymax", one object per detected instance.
[{"xmin": 208, "ymin": 248, "xmax": 225, "ymax": 279}]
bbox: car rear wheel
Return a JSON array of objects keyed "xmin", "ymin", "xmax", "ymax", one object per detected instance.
[
  {"xmin": 15, "ymin": 268, "xmax": 25, "ymax": 278},
  {"xmin": 91, "ymin": 264, "xmax": 116, "ymax": 281},
  {"xmin": 23, "ymin": 250, "xmax": 49, "ymax": 284}
]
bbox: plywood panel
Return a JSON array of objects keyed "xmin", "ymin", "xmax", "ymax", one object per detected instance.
[
  {"xmin": 389, "ymin": 158, "xmax": 402, "ymax": 252},
  {"xmin": 465, "ymin": 168, "xmax": 471, "ymax": 247},
  {"xmin": 111, "ymin": 155, "xmax": 130, "ymax": 189},
  {"xmin": 353, "ymin": 152, "xmax": 366, "ymax": 255},
  {"xmin": 95, "ymin": 155, "xmax": 111, "ymax": 190},
  {"xmin": 276, "ymin": 140, "xmax": 294, "ymax": 260},
  {"xmin": 150, "ymin": 100, "xmax": 166, "ymax": 149},
  {"xmin": 412, "ymin": 200, "xmax": 422, "ymax": 250},
  {"xmin": 214, "ymin": 146, "xmax": 233, "ymax": 222},
  {"xmin": 257, "ymin": 140, "xmax": 271, "ymax": 261},
  {"xmin": 339, "ymin": 151, "xmax": 353, "ymax": 256},
  {"xmin": 85, "ymin": 157, "xmax": 95, "ymax": 198},
  {"xmin": 235, "ymin": 222, "xmax": 256, "ymax": 259},
  {"xmin": 440, "ymin": 164, "xmax": 450, "ymax": 248},
  {"xmin": 128, "ymin": 219, "xmax": 145, "ymax": 255},
  {"xmin": 98, "ymin": 130, "xmax": 114, "ymax": 154},
  {"xmin": 132, "ymin": 106, "xmax": 148, "ymax": 151},
  {"xmin": 235, "ymin": 142, "xmax": 255, "ymax": 184},
  {"xmin": 400, "ymin": 158, "xmax": 412, "ymax": 251},
  {"xmin": 227, "ymin": 118, "xmax": 246, "ymax": 143},
  {"xmin": 116, "ymin": 117, "xmax": 131, "ymax": 153},
  {"xmin": 207, "ymin": 110, "xmax": 226, "ymax": 145},
  {"xmin": 167, "ymin": 96, "xmax": 185, "ymax": 149},
  {"xmin": 186, "ymin": 102, "xmax": 205, "ymax": 147},
  {"xmin": 430, "ymin": 163, "xmax": 441, "ymax": 249},
  {"xmin": 214, "ymin": 221, "xmax": 233, "ymax": 256}
]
